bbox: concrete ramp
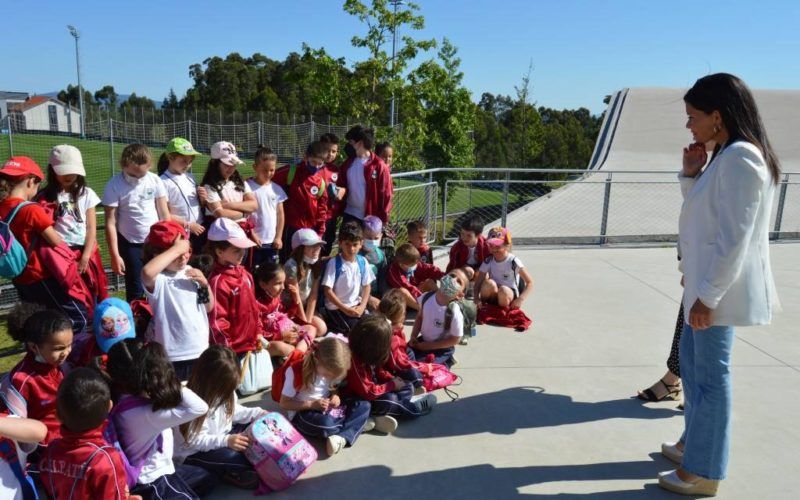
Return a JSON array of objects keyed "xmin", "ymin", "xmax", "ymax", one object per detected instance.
[{"xmin": 504, "ymin": 87, "xmax": 800, "ymax": 243}]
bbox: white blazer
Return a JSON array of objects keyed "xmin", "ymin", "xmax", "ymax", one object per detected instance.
[{"xmin": 678, "ymin": 141, "xmax": 779, "ymax": 326}]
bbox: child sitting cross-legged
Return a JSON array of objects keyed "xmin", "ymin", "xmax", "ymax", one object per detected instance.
[
  {"xmin": 386, "ymin": 243, "xmax": 444, "ymax": 311},
  {"xmin": 474, "ymin": 227, "xmax": 533, "ymax": 310},
  {"xmin": 40, "ymin": 368, "xmax": 133, "ymax": 499},
  {"xmin": 408, "ymin": 274, "xmax": 465, "ymax": 368},
  {"xmin": 378, "ymin": 289, "xmax": 426, "ymax": 394}
]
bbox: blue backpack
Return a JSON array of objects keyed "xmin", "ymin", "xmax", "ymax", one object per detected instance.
[{"xmin": 0, "ymin": 201, "xmax": 34, "ymax": 279}]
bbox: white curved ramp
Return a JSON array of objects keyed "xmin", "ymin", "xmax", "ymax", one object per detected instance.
[{"xmin": 504, "ymin": 87, "xmax": 800, "ymax": 243}]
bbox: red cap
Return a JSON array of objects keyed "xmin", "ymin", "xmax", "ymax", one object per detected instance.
[
  {"xmin": 145, "ymin": 220, "xmax": 188, "ymax": 250},
  {"xmin": 1, "ymin": 156, "xmax": 44, "ymax": 180}
]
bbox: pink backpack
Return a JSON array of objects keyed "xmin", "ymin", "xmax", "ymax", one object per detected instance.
[
  {"xmin": 415, "ymin": 362, "xmax": 462, "ymax": 401},
  {"xmin": 244, "ymin": 412, "xmax": 317, "ymax": 493}
]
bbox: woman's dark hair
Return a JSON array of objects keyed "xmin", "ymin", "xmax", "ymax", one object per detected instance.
[
  {"xmin": 10, "ymin": 309, "xmax": 72, "ymax": 345},
  {"xmin": 103, "ymin": 338, "xmax": 182, "ymax": 411},
  {"xmin": 181, "ymin": 345, "xmax": 240, "ymax": 443},
  {"xmin": 684, "ymin": 73, "xmax": 781, "ymax": 184},
  {"xmin": 254, "ymin": 261, "xmax": 283, "ymax": 285},
  {"xmin": 57, "ymin": 367, "xmax": 111, "ymax": 433},
  {"xmin": 348, "ymin": 314, "xmax": 393, "ymax": 366},
  {"xmin": 200, "ymin": 158, "xmax": 246, "ymax": 196},
  {"xmin": 40, "ymin": 165, "xmax": 86, "ymax": 204}
]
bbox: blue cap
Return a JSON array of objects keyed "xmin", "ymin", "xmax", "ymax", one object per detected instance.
[{"xmin": 94, "ymin": 298, "xmax": 135, "ymax": 353}]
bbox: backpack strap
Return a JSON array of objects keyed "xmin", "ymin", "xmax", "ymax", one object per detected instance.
[
  {"xmin": 334, "ymin": 254, "xmax": 367, "ymax": 284},
  {"xmin": 64, "ymin": 443, "xmax": 116, "ymax": 500},
  {"xmin": 4, "ymin": 201, "xmax": 33, "ymax": 225},
  {"xmin": 287, "ymin": 164, "xmax": 297, "ymax": 186},
  {"xmin": 0, "ymin": 373, "xmax": 27, "ymax": 418},
  {"xmin": 333, "ymin": 254, "xmax": 343, "ymax": 282}
]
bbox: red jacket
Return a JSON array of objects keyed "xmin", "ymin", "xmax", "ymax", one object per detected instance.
[
  {"xmin": 273, "ymin": 162, "xmax": 328, "ymax": 235},
  {"xmin": 208, "ymin": 263, "xmax": 262, "ymax": 354},
  {"xmin": 343, "ymin": 356, "xmax": 397, "ymax": 401},
  {"xmin": 384, "ymin": 326, "xmax": 417, "ymax": 373},
  {"xmin": 386, "ymin": 261, "xmax": 445, "ymax": 299},
  {"xmin": 447, "ymin": 236, "xmax": 491, "ymax": 272},
  {"xmin": 321, "ymin": 162, "xmax": 345, "ymax": 219},
  {"xmin": 40, "ymin": 426, "xmax": 130, "ymax": 499},
  {"xmin": 339, "ymin": 153, "xmax": 393, "ymax": 224},
  {"xmin": 5, "ymin": 353, "xmax": 63, "ymax": 444}
]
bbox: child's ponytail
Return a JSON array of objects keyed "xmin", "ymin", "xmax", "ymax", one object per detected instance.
[
  {"xmin": 181, "ymin": 345, "xmax": 240, "ymax": 443},
  {"xmin": 157, "ymin": 152, "xmax": 171, "ymax": 176},
  {"xmin": 348, "ymin": 314, "xmax": 392, "ymax": 367}
]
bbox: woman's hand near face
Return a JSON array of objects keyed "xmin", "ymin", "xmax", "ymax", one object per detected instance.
[{"xmin": 682, "ymin": 142, "xmax": 707, "ymax": 177}]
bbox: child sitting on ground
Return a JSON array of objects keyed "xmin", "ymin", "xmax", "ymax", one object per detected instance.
[
  {"xmin": 283, "ymin": 228, "xmax": 327, "ymax": 335},
  {"xmin": 409, "ymin": 274, "xmax": 464, "ymax": 368},
  {"xmin": 406, "ymin": 220, "xmax": 433, "ymax": 265},
  {"xmin": 446, "ymin": 215, "xmax": 490, "ymax": 284},
  {"xmin": 40, "ymin": 368, "xmax": 132, "ymax": 499},
  {"xmin": 378, "ymin": 290, "xmax": 425, "ymax": 393},
  {"xmin": 142, "ymin": 221, "xmax": 213, "ymax": 380},
  {"xmin": 278, "ymin": 336, "xmax": 371, "ymax": 457},
  {"xmin": 344, "ymin": 315, "xmax": 437, "ymax": 432},
  {"xmin": 474, "ymin": 227, "xmax": 533, "ymax": 309},
  {"xmin": 255, "ymin": 262, "xmax": 320, "ymax": 357},
  {"xmin": 386, "ymin": 243, "xmax": 445, "ymax": 311},
  {"xmin": 175, "ymin": 345, "xmax": 265, "ymax": 489},
  {"xmin": 320, "ymin": 222, "xmax": 374, "ymax": 334}
]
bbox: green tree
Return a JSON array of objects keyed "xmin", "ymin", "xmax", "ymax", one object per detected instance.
[
  {"xmin": 57, "ymin": 84, "xmax": 94, "ymax": 108},
  {"xmin": 120, "ymin": 93, "xmax": 155, "ymax": 110},
  {"xmin": 94, "ymin": 85, "xmax": 118, "ymax": 109},
  {"xmin": 162, "ymin": 88, "xmax": 179, "ymax": 109}
]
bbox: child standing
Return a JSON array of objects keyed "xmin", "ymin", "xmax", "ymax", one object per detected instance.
[
  {"xmin": 474, "ymin": 227, "xmax": 533, "ymax": 309},
  {"xmin": 0, "ymin": 157, "xmax": 88, "ymax": 333},
  {"xmin": 142, "ymin": 221, "xmax": 213, "ymax": 381},
  {"xmin": 284, "ymin": 228, "xmax": 327, "ymax": 335},
  {"xmin": 320, "ymin": 222, "xmax": 374, "ymax": 334},
  {"xmin": 101, "ymin": 339, "xmax": 215, "ymax": 499},
  {"xmin": 1, "ymin": 308, "xmax": 73, "ymax": 445},
  {"xmin": 40, "ymin": 368, "xmax": 131, "ymax": 499},
  {"xmin": 247, "ymin": 146, "xmax": 287, "ymax": 268},
  {"xmin": 158, "ymin": 138, "xmax": 206, "ymax": 253},
  {"xmin": 103, "ymin": 144, "xmax": 170, "ymax": 302},
  {"xmin": 175, "ymin": 346, "xmax": 264, "ymax": 489},
  {"xmin": 340, "ymin": 125, "xmax": 393, "ymax": 225},
  {"xmin": 254, "ymin": 263, "xmax": 319, "ymax": 357},
  {"xmin": 279, "ymin": 336, "xmax": 371, "ymax": 457},
  {"xmin": 39, "ymin": 144, "xmax": 108, "ymax": 304},
  {"xmin": 319, "ymin": 133, "xmax": 345, "ymax": 257},
  {"xmin": 375, "ymin": 142, "xmax": 394, "ymax": 170},
  {"xmin": 406, "ymin": 220, "xmax": 433, "ymax": 265},
  {"xmin": 446, "ymin": 215, "xmax": 490, "ymax": 282},
  {"xmin": 386, "ymin": 243, "xmax": 444, "ymax": 311},
  {"xmin": 201, "ymin": 141, "xmax": 257, "ymax": 224},
  {"xmin": 345, "ymin": 315, "xmax": 436, "ymax": 428},
  {"xmin": 378, "ymin": 290, "xmax": 425, "ymax": 392},
  {"xmin": 0, "ymin": 414, "xmax": 47, "ymax": 500},
  {"xmin": 409, "ymin": 274, "xmax": 464, "ymax": 367},
  {"xmin": 207, "ymin": 218, "xmax": 263, "ymax": 358}
]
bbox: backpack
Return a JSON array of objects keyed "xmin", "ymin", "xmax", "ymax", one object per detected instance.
[
  {"xmin": 0, "ymin": 201, "xmax": 34, "ymax": 279},
  {"xmin": 271, "ymin": 349, "xmax": 306, "ymax": 403},
  {"xmin": 244, "ymin": 412, "xmax": 317, "ymax": 494},
  {"xmin": 286, "ymin": 164, "xmax": 326, "ymax": 199},
  {"xmin": 103, "ymin": 395, "xmax": 163, "ymax": 488},
  {"xmin": 420, "ymin": 292, "xmax": 475, "ymax": 340},
  {"xmin": 380, "ymin": 223, "xmax": 398, "ymax": 263},
  {"xmin": 316, "ymin": 254, "xmax": 368, "ymax": 311}
]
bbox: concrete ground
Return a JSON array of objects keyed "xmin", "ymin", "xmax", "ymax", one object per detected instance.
[{"xmin": 218, "ymin": 242, "xmax": 799, "ymax": 499}]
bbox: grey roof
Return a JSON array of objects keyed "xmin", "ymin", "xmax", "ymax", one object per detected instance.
[{"xmin": 0, "ymin": 91, "xmax": 30, "ymax": 101}]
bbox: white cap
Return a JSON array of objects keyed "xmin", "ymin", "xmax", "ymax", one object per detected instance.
[
  {"xmin": 291, "ymin": 228, "xmax": 325, "ymax": 250},
  {"xmin": 208, "ymin": 218, "xmax": 256, "ymax": 248},
  {"xmin": 49, "ymin": 144, "xmax": 86, "ymax": 176},
  {"xmin": 210, "ymin": 141, "xmax": 244, "ymax": 166}
]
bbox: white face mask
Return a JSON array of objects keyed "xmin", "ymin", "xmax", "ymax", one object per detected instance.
[
  {"xmin": 303, "ymin": 255, "xmax": 319, "ymax": 265},
  {"xmin": 364, "ymin": 238, "xmax": 381, "ymax": 250},
  {"xmin": 123, "ymin": 172, "xmax": 143, "ymax": 186}
]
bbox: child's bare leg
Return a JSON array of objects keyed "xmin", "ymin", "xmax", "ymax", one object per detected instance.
[
  {"xmin": 268, "ymin": 341, "xmax": 295, "ymax": 357},
  {"xmin": 497, "ymin": 286, "xmax": 514, "ymax": 307},
  {"xmin": 400, "ymin": 287, "xmax": 420, "ymax": 310},
  {"xmin": 302, "ymin": 324, "xmax": 319, "ymax": 339},
  {"xmin": 480, "ymin": 278, "xmax": 499, "ymax": 302},
  {"xmin": 311, "ymin": 315, "xmax": 328, "ymax": 336},
  {"xmin": 461, "ymin": 266, "xmax": 475, "ymax": 281},
  {"xmin": 419, "ymin": 278, "xmax": 438, "ymax": 293},
  {"xmin": 368, "ymin": 296, "xmax": 381, "ymax": 310}
]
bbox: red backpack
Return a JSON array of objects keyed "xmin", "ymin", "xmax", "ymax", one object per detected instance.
[{"xmin": 270, "ymin": 349, "xmax": 306, "ymax": 403}]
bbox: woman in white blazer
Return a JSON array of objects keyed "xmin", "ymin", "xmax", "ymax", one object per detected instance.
[{"xmin": 658, "ymin": 73, "xmax": 780, "ymax": 496}]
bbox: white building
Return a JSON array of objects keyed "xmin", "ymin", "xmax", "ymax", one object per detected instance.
[
  {"xmin": 8, "ymin": 95, "xmax": 81, "ymax": 134},
  {"xmin": 0, "ymin": 91, "xmax": 29, "ymax": 122}
]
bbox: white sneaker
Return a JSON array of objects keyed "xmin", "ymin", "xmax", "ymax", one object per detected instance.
[
  {"xmin": 372, "ymin": 415, "xmax": 398, "ymax": 434},
  {"xmin": 412, "ymin": 392, "xmax": 437, "ymax": 415},
  {"xmin": 458, "ymin": 337, "xmax": 469, "ymax": 345},
  {"xmin": 413, "ymin": 385, "xmax": 427, "ymax": 396},
  {"xmin": 364, "ymin": 418, "xmax": 376, "ymax": 432},
  {"xmin": 325, "ymin": 435, "xmax": 346, "ymax": 456}
]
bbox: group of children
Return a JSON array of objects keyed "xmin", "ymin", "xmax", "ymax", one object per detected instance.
[{"xmin": 0, "ymin": 130, "xmax": 533, "ymax": 498}]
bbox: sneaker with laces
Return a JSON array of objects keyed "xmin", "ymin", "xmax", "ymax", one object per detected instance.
[
  {"xmin": 372, "ymin": 415, "xmax": 398, "ymax": 434},
  {"xmin": 364, "ymin": 418, "xmax": 376, "ymax": 432},
  {"xmin": 413, "ymin": 385, "xmax": 427, "ymax": 396},
  {"xmin": 412, "ymin": 392, "xmax": 437, "ymax": 415},
  {"xmin": 326, "ymin": 435, "xmax": 346, "ymax": 456}
]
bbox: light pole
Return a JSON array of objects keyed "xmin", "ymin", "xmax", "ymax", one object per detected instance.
[
  {"xmin": 389, "ymin": 0, "xmax": 403, "ymax": 129},
  {"xmin": 67, "ymin": 25, "xmax": 85, "ymax": 138}
]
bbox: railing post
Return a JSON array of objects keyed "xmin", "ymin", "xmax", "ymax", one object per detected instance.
[
  {"xmin": 442, "ymin": 179, "xmax": 449, "ymax": 242},
  {"xmin": 5, "ymin": 116, "xmax": 13, "ymax": 156},
  {"xmin": 108, "ymin": 117, "xmax": 114, "ymax": 175},
  {"xmin": 427, "ymin": 172, "xmax": 435, "ymax": 237},
  {"xmin": 772, "ymin": 173, "xmax": 790, "ymax": 240},
  {"xmin": 501, "ymin": 171, "xmax": 511, "ymax": 227},
  {"xmin": 599, "ymin": 172, "xmax": 613, "ymax": 244},
  {"xmin": 187, "ymin": 119, "xmax": 192, "ymax": 145}
]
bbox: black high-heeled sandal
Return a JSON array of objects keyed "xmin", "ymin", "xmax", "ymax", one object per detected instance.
[{"xmin": 637, "ymin": 378, "xmax": 682, "ymax": 402}]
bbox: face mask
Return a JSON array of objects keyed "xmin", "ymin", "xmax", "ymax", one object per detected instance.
[
  {"xmin": 303, "ymin": 256, "xmax": 319, "ymax": 265},
  {"xmin": 363, "ymin": 238, "xmax": 380, "ymax": 250},
  {"xmin": 407, "ymin": 265, "xmax": 417, "ymax": 275},
  {"xmin": 34, "ymin": 351, "xmax": 47, "ymax": 364},
  {"xmin": 123, "ymin": 172, "xmax": 143, "ymax": 186}
]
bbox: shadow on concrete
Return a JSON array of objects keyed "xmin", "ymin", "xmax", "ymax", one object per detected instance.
[
  {"xmin": 274, "ymin": 453, "xmax": 681, "ymax": 499},
  {"xmin": 395, "ymin": 386, "xmax": 679, "ymax": 439}
]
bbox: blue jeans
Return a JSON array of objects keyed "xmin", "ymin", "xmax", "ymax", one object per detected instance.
[
  {"xmin": 411, "ymin": 346, "xmax": 456, "ymax": 368},
  {"xmin": 292, "ymin": 399, "xmax": 371, "ymax": 446},
  {"xmin": 370, "ymin": 384, "xmax": 424, "ymax": 419},
  {"xmin": 679, "ymin": 323, "xmax": 735, "ymax": 480},
  {"xmin": 131, "ymin": 463, "xmax": 216, "ymax": 499},
  {"xmin": 117, "ymin": 234, "xmax": 144, "ymax": 302}
]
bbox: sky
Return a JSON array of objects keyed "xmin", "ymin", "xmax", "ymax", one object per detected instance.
[{"xmin": 2, "ymin": 0, "xmax": 798, "ymax": 114}]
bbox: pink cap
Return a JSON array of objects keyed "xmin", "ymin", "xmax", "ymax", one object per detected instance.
[
  {"xmin": 210, "ymin": 141, "xmax": 244, "ymax": 166},
  {"xmin": 487, "ymin": 227, "xmax": 512, "ymax": 247},
  {"xmin": 208, "ymin": 218, "xmax": 256, "ymax": 248}
]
